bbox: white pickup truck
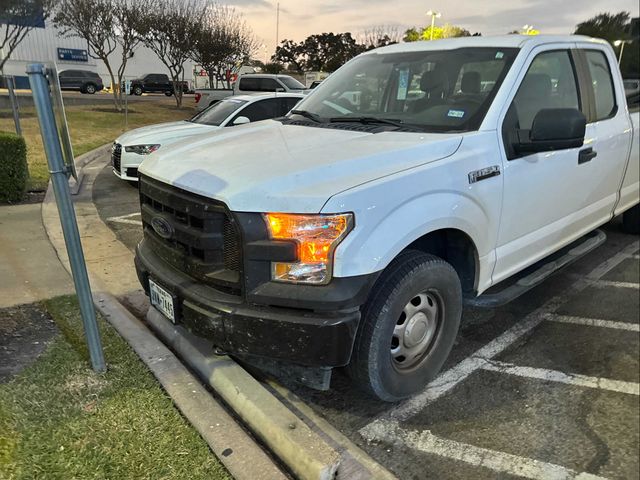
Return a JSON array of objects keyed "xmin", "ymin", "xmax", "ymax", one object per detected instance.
[
  {"xmin": 135, "ymin": 35, "xmax": 639, "ymax": 401},
  {"xmin": 194, "ymin": 74, "xmax": 306, "ymax": 111}
]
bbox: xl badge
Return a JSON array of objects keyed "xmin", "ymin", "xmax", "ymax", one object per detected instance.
[{"xmin": 151, "ymin": 216, "xmax": 174, "ymax": 240}]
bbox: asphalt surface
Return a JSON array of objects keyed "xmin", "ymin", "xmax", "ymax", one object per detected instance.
[{"xmin": 94, "ymin": 164, "xmax": 639, "ymax": 480}]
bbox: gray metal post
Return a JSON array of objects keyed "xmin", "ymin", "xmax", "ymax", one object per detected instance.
[
  {"xmin": 7, "ymin": 76, "xmax": 22, "ymax": 136},
  {"xmin": 26, "ymin": 63, "xmax": 106, "ymax": 373}
]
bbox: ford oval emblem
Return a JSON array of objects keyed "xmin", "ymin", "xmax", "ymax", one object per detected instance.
[{"xmin": 151, "ymin": 216, "xmax": 174, "ymax": 240}]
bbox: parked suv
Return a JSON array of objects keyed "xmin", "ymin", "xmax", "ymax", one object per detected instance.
[
  {"xmin": 129, "ymin": 73, "xmax": 174, "ymax": 96},
  {"xmin": 58, "ymin": 70, "xmax": 104, "ymax": 94}
]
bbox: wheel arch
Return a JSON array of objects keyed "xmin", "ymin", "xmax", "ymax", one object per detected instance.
[{"xmin": 404, "ymin": 228, "xmax": 479, "ymax": 294}]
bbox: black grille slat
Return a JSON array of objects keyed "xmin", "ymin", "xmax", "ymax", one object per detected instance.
[
  {"xmin": 139, "ymin": 175, "xmax": 241, "ymax": 294},
  {"xmin": 111, "ymin": 143, "xmax": 122, "ymax": 172}
]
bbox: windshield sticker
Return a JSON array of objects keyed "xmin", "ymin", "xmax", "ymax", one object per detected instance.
[
  {"xmin": 447, "ymin": 109, "xmax": 465, "ymax": 118},
  {"xmin": 397, "ymin": 69, "xmax": 409, "ymax": 101},
  {"xmin": 495, "ymin": 51, "xmax": 504, "ymax": 59}
]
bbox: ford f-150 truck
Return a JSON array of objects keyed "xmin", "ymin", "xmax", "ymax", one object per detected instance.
[{"xmin": 135, "ymin": 35, "xmax": 639, "ymax": 401}]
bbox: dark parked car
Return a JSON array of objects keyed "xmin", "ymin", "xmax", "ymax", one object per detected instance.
[
  {"xmin": 58, "ymin": 70, "xmax": 104, "ymax": 94},
  {"xmin": 128, "ymin": 73, "xmax": 174, "ymax": 96}
]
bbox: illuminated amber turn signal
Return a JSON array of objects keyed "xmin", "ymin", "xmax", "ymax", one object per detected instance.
[{"xmin": 264, "ymin": 213, "xmax": 353, "ymax": 284}]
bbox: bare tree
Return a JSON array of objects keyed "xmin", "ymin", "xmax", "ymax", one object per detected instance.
[
  {"xmin": 55, "ymin": 0, "xmax": 144, "ymax": 110},
  {"xmin": 191, "ymin": 3, "xmax": 258, "ymax": 89},
  {"xmin": 138, "ymin": 0, "xmax": 205, "ymax": 107},
  {"xmin": 359, "ymin": 25, "xmax": 402, "ymax": 50},
  {"xmin": 1, "ymin": 0, "xmax": 54, "ymax": 72}
]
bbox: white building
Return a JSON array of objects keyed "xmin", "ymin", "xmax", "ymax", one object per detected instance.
[{"xmin": 1, "ymin": 21, "xmax": 196, "ymax": 89}]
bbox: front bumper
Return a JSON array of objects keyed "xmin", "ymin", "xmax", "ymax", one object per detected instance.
[
  {"xmin": 135, "ymin": 239, "xmax": 364, "ymax": 367},
  {"xmin": 111, "ymin": 143, "xmax": 141, "ymax": 181}
]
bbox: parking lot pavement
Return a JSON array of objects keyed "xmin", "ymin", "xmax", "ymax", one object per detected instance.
[{"xmin": 94, "ymin": 163, "xmax": 639, "ymax": 480}]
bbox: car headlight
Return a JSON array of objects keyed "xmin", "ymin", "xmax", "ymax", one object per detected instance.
[
  {"xmin": 264, "ymin": 213, "xmax": 353, "ymax": 285},
  {"xmin": 125, "ymin": 144, "xmax": 161, "ymax": 155}
]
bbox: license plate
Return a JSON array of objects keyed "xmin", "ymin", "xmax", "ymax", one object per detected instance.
[{"xmin": 149, "ymin": 278, "xmax": 176, "ymax": 323}]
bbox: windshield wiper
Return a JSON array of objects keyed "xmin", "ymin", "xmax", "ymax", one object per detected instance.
[
  {"xmin": 328, "ymin": 116, "xmax": 406, "ymax": 128},
  {"xmin": 290, "ymin": 109, "xmax": 322, "ymax": 123}
]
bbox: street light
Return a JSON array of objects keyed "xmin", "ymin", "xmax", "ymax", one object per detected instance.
[
  {"xmin": 614, "ymin": 39, "xmax": 631, "ymax": 65},
  {"xmin": 426, "ymin": 10, "xmax": 442, "ymax": 41}
]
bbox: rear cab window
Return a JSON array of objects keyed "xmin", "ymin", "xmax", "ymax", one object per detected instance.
[{"xmin": 583, "ymin": 50, "xmax": 617, "ymax": 120}]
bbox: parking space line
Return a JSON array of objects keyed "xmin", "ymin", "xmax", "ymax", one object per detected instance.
[
  {"xmin": 363, "ymin": 420, "xmax": 608, "ymax": 480},
  {"xmin": 590, "ymin": 280, "xmax": 639, "ymax": 289},
  {"xmin": 106, "ymin": 212, "xmax": 143, "ymax": 226},
  {"xmin": 360, "ymin": 240, "xmax": 639, "ymax": 434},
  {"xmin": 545, "ymin": 314, "xmax": 640, "ymax": 332},
  {"xmin": 482, "ymin": 360, "xmax": 639, "ymax": 395}
]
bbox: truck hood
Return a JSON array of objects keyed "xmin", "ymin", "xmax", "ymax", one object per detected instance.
[
  {"xmin": 116, "ymin": 121, "xmax": 215, "ymax": 146},
  {"xmin": 139, "ymin": 120, "xmax": 463, "ymax": 213}
]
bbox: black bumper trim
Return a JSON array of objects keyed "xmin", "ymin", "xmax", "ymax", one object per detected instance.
[{"xmin": 136, "ymin": 240, "xmax": 363, "ymax": 367}]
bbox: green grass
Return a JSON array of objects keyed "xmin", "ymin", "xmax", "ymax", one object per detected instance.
[
  {"xmin": 0, "ymin": 296, "xmax": 231, "ymax": 480},
  {"xmin": 0, "ymin": 98, "xmax": 194, "ymax": 191}
]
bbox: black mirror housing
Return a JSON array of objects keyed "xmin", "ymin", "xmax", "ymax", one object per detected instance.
[{"xmin": 515, "ymin": 108, "xmax": 586, "ymax": 154}]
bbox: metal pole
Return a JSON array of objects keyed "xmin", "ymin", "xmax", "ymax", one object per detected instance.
[
  {"xmin": 7, "ymin": 75, "xmax": 22, "ymax": 136},
  {"xmin": 430, "ymin": 14, "xmax": 436, "ymax": 41},
  {"xmin": 26, "ymin": 63, "xmax": 106, "ymax": 373},
  {"xmin": 618, "ymin": 42, "xmax": 625, "ymax": 65}
]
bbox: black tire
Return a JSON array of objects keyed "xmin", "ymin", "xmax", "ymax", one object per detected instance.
[
  {"xmin": 133, "ymin": 86, "xmax": 143, "ymax": 96},
  {"xmin": 348, "ymin": 250, "xmax": 462, "ymax": 402},
  {"xmin": 164, "ymin": 90, "xmax": 173, "ymax": 97},
  {"xmin": 622, "ymin": 204, "xmax": 640, "ymax": 234},
  {"xmin": 84, "ymin": 83, "xmax": 97, "ymax": 94}
]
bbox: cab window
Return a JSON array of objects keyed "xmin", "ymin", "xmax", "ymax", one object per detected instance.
[
  {"xmin": 584, "ymin": 50, "xmax": 616, "ymax": 120},
  {"xmin": 511, "ymin": 50, "xmax": 580, "ymax": 130}
]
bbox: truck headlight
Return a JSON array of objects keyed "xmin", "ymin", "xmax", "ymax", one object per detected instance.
[
  {"xmin": 264, "ymin": 213, "xmax": 353, "ymax": 284},
  {"xmin": 125, "ymin": 144, "xmax": 161, "ymax": 155}
]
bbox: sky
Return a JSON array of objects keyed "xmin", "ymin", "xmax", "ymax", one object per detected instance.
[{"xmin": 225, "ymin": 0, "xmax": 640, "ymax": 61}]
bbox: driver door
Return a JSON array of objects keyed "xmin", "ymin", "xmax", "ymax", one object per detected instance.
[{"xmin": 493, "ymin": 47, "xmax": 590, "ymax": 283}]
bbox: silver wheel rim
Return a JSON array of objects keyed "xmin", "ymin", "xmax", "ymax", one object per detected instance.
[{"xmin": 391, "ymin": 291, "xmax": 441, "ymax": 370}]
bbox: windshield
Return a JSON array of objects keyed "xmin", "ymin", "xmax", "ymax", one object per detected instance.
[
  {"xmin": 189, "ymin": 98, "xmax": 248, "ymax": 126},
  {"xmin": 278, "ymin": 76, "xmax": 306, "ymax": 90},
  {"xmin": 292, "ymin": 47, "xmax": 518, "ymax": 132}
]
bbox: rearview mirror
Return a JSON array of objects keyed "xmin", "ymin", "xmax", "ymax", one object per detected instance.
[
  {"xmin": 515, "ymin": 108, "xmax": 586, "ymax": 154},
  {"xmin": 233, "ymin": 116, "xmax": 251, "ymax": 126}
]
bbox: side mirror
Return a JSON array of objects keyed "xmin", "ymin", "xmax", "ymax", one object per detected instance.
[
  {"xmin": 232, "ymin": 116, "xmax": 251, "ymax": 126},
  {"xmin": 515, "ymin": 108, "xmax": 586, "ymax": 154},
  {"xmin": 275, "ymin": 87, "xmax": 285, "ymax": 93}
]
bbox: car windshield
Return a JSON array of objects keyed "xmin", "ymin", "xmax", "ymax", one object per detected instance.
[
  {"xmin": 291, "ymin": 47, "xmax": 518, "ymax": 132},
  {"xmin": 189, "ymin": 98, "xmax": 248, "ymax": 126},
  {"xmin": 278, "ymin": 76, "xmax": 306, "ymax": 90}
]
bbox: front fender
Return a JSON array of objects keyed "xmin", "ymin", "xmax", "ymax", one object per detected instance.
[{"xmin": 332, "ymin": 190, "xmax": 491, "ymax": 277}]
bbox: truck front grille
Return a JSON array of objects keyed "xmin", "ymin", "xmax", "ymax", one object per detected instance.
[
  {"xmin": 111, "ymin": 143, "xmax": 122, "ymax": 172},
  {"xmin": 139, "ymin": 175, "xmax": 242, "ymax": 294}
]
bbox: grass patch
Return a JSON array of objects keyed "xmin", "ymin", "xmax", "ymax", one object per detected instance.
[
  {"xmin": 0, "ymin": 296, "xmax": 231, "ymax": 480},
  {"xmin": 0, "ymin": 99, "xmax": 193, "ymax": 191}
]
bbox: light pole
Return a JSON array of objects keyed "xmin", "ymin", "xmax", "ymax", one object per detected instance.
[
  {"xmin": 426, "ymin": 10, "xmax": 442, "ymax": 40},
  {"xmin": 614, "ymin": 40, "xmax": 631, "ymax": 65}
]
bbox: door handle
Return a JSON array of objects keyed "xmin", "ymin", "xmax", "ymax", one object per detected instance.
[{"xmin": 578, "ymin": 148, "xmax": 597, "ymax": 164}]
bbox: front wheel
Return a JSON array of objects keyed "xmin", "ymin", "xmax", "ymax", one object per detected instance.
[
  {"xmin": 133, "ymin": 86, "xmax": 143, "ymax": 96},
  {"xmin": 164, "ymin": 90, "xmax": 173, "ymax": 97},
  {"xmin": 622, "ymin": 204, "xmax": 640, "ymax": 234},
  {"xmin": 347, "ymin": 250, "xmax": 462, "ymax": 402},
  {"xmin": 84, "ymin": 83, "xmax": 96, "ymax": 94}
]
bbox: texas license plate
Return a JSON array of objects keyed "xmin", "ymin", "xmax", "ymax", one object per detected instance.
[{"xmin": 149, "ymin": 278, "xmax": 176, "ymax": 323}]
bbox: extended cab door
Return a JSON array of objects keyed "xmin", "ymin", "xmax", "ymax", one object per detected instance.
[
  {"xmin": 493, "ymin": 46, "xmax": 598, "ymax": 283},
  {"xmin": 575, "ymin": 46, "xmax": 636, "ymax": 217}
]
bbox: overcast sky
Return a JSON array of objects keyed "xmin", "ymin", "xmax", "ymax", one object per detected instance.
[{"xmin": 225, "ymin": 0, "xmax": 640, "ymax": 60}]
